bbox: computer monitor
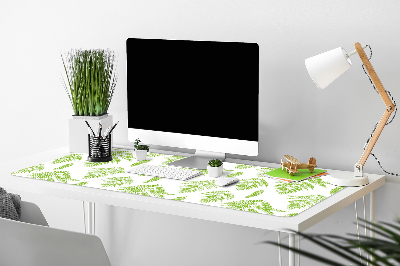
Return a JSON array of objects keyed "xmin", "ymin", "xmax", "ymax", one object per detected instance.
[{"xmin": 126, "ymin": 38, "xmax": 259, "ymax": 169}]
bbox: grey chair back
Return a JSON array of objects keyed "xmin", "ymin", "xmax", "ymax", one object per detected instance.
[
  {"xmin": 20, "ymin": 201, "xmax": 48, "ymax": 226},
  {"xmin": 0, "ymin": 201, "xmax": 111, "ymax": 266}
]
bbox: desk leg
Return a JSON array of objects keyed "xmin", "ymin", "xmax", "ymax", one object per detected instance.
[
  {"xmin": 289, "ymin": 233, "xmax": 295, "ymax": 266},
  {"xmin": 297, "ymin": 234, "xmax": 300, "ymax": 266},
  {"xmin": 370, "ymin": 190, "xmax": 376, "ymax": 264},
  {"xmin": 370, "ymin": 190, "xmax": 375, "ymax": 238},
  {"xmin": 83, "ymin": 201, "xmax": 95, "ymax": 235}
]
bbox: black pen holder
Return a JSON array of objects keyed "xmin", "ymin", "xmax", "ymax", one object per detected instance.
[{"xmin": 87, "ymin": 134, "xmax": 112, "ymax": 162}]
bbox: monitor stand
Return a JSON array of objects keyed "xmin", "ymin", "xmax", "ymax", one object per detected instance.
[{"xmin": 168, "ymin": 150, "xmax": 225, "ymax": 170}]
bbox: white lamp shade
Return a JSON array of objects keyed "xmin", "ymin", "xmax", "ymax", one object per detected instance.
[{"xmin": 305, "ymin": 47, "xmax": 352, "ymax": 89}]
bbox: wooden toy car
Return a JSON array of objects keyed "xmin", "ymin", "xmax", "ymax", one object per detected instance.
[{"xmin": 281, "ymin": 155, "xmax": 317, "ymax": 176}]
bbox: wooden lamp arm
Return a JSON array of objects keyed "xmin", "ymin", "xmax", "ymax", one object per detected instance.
[
  {"xmin": 354, "ymin": 42, "xmax": 394, "ymax": 176},
  {"xmin": 355, "ymin": 43, "xmax": 395, "ymax": 111}
]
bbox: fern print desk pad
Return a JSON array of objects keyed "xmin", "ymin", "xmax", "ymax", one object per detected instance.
[{"xmin": 11, "ymin": 148, "xmax": 347, "ymax": 217}]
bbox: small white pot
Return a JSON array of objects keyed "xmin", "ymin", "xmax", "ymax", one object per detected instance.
[
  {"xmin": 136, "ymin": 150, "xmax": 147, "ymax": 161},
  {"xmin": 207, "ymin": 165, "xmax": 223, "ymax": 178}
]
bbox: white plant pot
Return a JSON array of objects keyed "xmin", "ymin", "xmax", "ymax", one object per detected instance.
[
  {"xmin": 69, "ymin": 114, "xmax": 113, "ymax": 154},
  {"xmin": 136, "ymin": 150, "xmax": 147, "ymax": 161},
  {"xmin": 207, "ymin": 165, "xmax": 223, "ymax": 178}
]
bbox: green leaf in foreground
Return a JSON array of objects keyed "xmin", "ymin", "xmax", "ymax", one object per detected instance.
[{"xmin": 262, "ymin": 218, "xmax": 400, "ymax": 266}]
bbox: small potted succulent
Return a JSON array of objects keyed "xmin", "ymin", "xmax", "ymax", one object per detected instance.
[
  {"xmin": 207, "ymin": 159, "xmax": 223, "ymax": 177},
  {"xmin": 134, "ymin": 138, "xmax": 149, "ymax": 161}
]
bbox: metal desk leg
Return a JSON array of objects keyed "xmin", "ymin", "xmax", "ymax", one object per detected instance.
[
  {"xmin": 289, "ymin": 233, "xmax": 295, "ymax": 266},
  {"xmin": 370, "ymin": 190, "xmax": 376, "ymax": 264},
  {"xmin": 370, "ymin": 190, "xmax": 375, "ymax": 238},
  {"xmin": 297, "ymin": 234, "xmax": 300, "ymax": 266},
  {"xmin": 83, "ymin": 201, "xmax": 95, "ymax": 235}
]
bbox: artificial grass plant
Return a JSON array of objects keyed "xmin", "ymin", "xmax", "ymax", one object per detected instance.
[{"xmin": 61, "ymin": 49, "xmax": 118, "ymax": 116}]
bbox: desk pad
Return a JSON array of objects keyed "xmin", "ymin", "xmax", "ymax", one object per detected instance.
[{"xmin": 11, "ymin": 149, "xmax": 344, "ymax": 217}]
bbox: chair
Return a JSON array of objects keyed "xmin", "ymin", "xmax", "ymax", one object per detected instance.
[{"xmin": 0, "ymin": 201, "xmax": 111, "ymax": 266}]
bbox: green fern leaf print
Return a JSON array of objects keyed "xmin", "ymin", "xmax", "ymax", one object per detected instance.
[
  {"xmin": 10, "ymin": 148, "xmax": 343, "ymax": 218},
  {"xmin": 198, "ymin": 169, "xmax": 208, "ymax": 176},
  {"xmin": 130, "ymin": 160, "xmax": 150, "ymax": 167},
  {"xmin": 84, "ymin": 167, "xmax": 126, "ymax": 179},
  {"xmin": 200, "ymin": 191, "xmax": 234, "ymax": 203},
  {"xmin": 29, "ymin": 171, "xmax": 77, "ymax": 183},
  {"xmin": 120, "ymin": 184, "xmax": 173, "ymax": 198},
  {"xmin": 257, "ymin": 167, "xmax": 274, "ymax": 177},
  {"xmin": 287, "ymin": 195, "xmax": 326, "ymax": 210},
  {"xmin": 235, "ymin": 178, "xmax": 269, "ymax": 191},
  {"xmin": 307, "ymin": 177, "xmax": 330, "ymax": 188},
  {"xmin": 101, "ymin": 176, "xmax": 134, "ymax": 188},
  {"xmin": 222, "ymin": 200, "xmax": 281, "ymax": 215},
  {"xmin": 144, "ymin": 176, "xmax": 162, "ymax": 183},
  {"xmin": 29, "ymin": 171, "xmax": 55, "ymax": 182},
  {"xmin": 52, "ymin": 171, "xmax": 78, "ymax": 183},
  {"xmin": 162, "ymin": 156, "xmax": 185, "ymax": 165},
  {"xmin": 179, "ymin": 180, "xmax": 217, "ymax": 193},
  {"xmin": 147, "ymin": 153, "xmax": 165, "ymax": 158},
  {"xmin": 245, "ymin": 190, "xmax": 264, "ymax": 198},
  {"xmin": 275, "ymin": 181, "xmax": 315, "ymax": 195},
  {"xmin": 112, "ymin": 150, "xmax": 136, "ymax": 161},
  {"xmin": 330, "ymin": 186, "xmax": 345, "ymax": 195},
  {"xmin": 84, "ymin": 156, "xmax": 122, "ymax": 167},
  {"xmin": 54, "ymin": 163, "xmax": 74, "ymax": 170},
  {"xmin": 171, "ymin": 196, "xmax": 187, "ymax": 201},
  {"xmin": 235, "ymin": 164, "xmax": 255, "ymax": 169},
  {"xmin": 12, "ymin": 164, "xmax": 45, "ymax": 174},
  {"xmin": 74, "ymin": 181, "xmax": 88, "ymax": 186},
  {"xmin": 227, "ymin": 172, "xmax": 244, "ymax": 178},
  {"xmin": 51, "ymin": 154, "xmax": 82, "ymax": 164}
]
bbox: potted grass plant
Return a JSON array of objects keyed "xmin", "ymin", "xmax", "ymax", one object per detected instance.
[
  {"xmin": 134, "ymin": 138, "xmax": 149, "ymax": 161},
  {"xmin": 207, "ymin": 159, "xmax": 223, "ymax": 177},
  {"xmin": 61, "ymin": 49, "xmax": 118, "ymax": 153}
]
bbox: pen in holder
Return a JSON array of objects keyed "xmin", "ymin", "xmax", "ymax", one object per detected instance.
[{"xmin": 87, "ymin": 134, "xmax": 112, "ymax": 162}]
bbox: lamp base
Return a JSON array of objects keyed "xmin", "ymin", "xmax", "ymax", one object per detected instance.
[{"xmin": 323, "ymin": 172, "xmax": 369, "ymax": 187}]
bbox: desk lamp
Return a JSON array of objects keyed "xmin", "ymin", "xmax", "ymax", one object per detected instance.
[{"xmin": 305, "ymin": 42, "xmax": 395, "ymax": 186}]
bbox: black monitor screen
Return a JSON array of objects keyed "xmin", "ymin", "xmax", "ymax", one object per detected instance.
[{"xmin": 126, "ymin": 38, "xmax": 259, "ymax": 142}]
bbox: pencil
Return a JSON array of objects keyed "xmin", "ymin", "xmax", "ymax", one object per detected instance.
[
  {"xmin": 105, "ymin": 121, "xmax": 119, "ymax": 138},
  {"xmin": 85, "ymin": 120, "xmax": 95, "ymax": 136}
]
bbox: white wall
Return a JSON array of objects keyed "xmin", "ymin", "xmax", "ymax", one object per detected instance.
[{"xmin": 2, "ymin": 0, "xmax": 400, "ymax": 265}]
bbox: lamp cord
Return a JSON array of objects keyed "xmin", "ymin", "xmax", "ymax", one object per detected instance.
[{"xmin": 362, "ymin": 45, "xmax": 399, "ymax": 176}]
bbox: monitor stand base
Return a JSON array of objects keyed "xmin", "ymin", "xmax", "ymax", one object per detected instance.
[{"xmin": 168, "ymin": 150, "xmax": 225, "ymax": 170}]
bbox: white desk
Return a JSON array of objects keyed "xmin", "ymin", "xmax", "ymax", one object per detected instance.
[{"xmin": 0, "ymin": 146, "xmax": 385, "ymax": 266}]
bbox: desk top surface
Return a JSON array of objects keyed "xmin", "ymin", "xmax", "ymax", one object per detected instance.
[{"xmin": 0, "ymin": 146, "xmax": 385, "ymax": 232}]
